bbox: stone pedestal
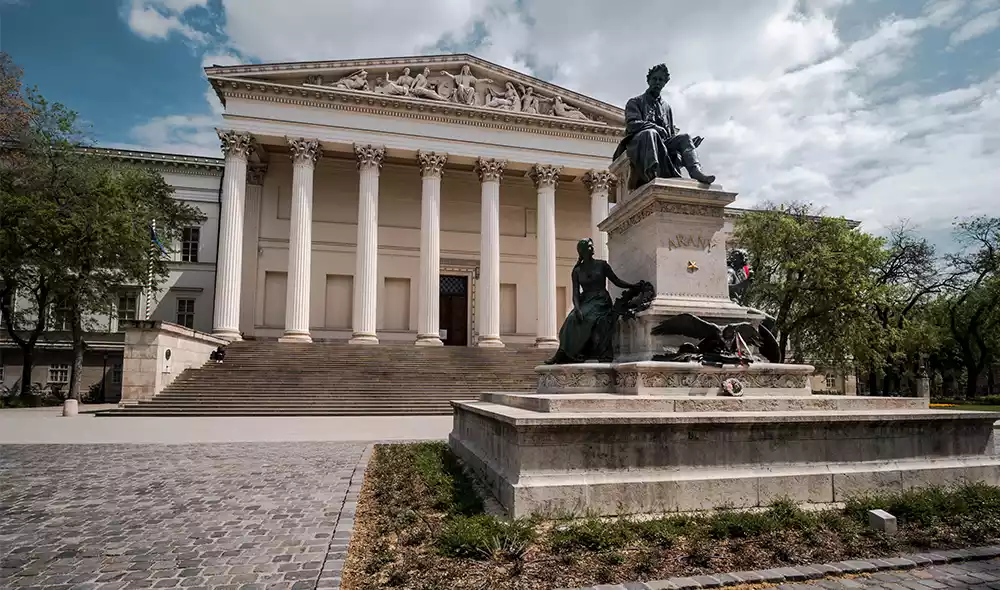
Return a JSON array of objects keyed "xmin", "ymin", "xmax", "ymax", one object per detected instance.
[{"xmin": 599, "ymin": 177, "xmax": 751, "ymax": 361}]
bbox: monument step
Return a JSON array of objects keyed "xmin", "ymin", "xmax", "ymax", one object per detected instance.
[{"xmin": 479, "ymin": 392, "xmax": 928, "ymax": 413}]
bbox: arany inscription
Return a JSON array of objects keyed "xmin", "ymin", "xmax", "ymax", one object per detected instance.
[{"xmin": 667, "ymin": 234, "xmax": 718, "ymax": 252}]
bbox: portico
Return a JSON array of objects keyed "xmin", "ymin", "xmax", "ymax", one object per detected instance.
[{"xmin": 206, "ymin": 54, "xmax": 627, "ymax": 346}]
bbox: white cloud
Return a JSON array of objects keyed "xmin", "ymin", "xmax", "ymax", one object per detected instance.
[
  {"xmin": 950, "ymin": 8, "xmax": 1000, "ymax": 44},
  {"xmin": 117, "ymin": 0, "xmax": 1000, "ymax": 237},
  {"xmin": 125, "ymin": 0, "xmax": 208, "ymax": 43},
  {"xmin": 110, "ymin": 114, "xmax": 220, "ymax": 157}
]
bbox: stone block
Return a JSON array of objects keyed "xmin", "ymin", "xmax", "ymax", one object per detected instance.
[
  {"xmin": 759, "ymin": 473, "xmax": 834, "ymax": 505},
  {"xmin": 536, "ymin": 364, "xmax": 616, "ymax": 394},
  {"xmin": 867, "ymin": 509, "xmax": 898, "ymax": 534}
]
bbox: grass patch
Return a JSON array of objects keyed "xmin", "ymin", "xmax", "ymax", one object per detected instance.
[{"xmin": 341, "ymin": 442, "xmax": 1000, "ymax": 590}]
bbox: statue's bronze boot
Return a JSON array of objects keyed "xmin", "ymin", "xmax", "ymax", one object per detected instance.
[{"xmin": 681, "ymin": 149, "xmax": 716, "ymax": 185}]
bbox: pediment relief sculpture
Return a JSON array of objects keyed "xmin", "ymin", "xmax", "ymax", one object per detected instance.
[{"xmin": 298, "ymin": 63, "xmax": 596, "ymax": 122}]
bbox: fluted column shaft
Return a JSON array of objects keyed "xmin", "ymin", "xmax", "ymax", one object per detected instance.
[
  {"xmin": 584, "ymin": 170, "xmax": 614, "ymax": 261},
  {"xmin": 212, "ymin": 130, "xmax": 254, "ymax": 341},
  {"xmin": 415, "ymin": 152, "xmax": 448, "ymax": 346},
  {"xmin": 530, "ymin": 164, "xmax": 561, "ymax": 348},
  {"xmin": 350, "ymin": 144, "xmax": 385, "ymax": 345},
  {"xmin": 280, "ymin": 138, "xmax": 321, "ymax": 343},
  {"xmin": 239, "ymin": 165, "xmax": 265, "ymax": 336},
  {"xmin": 475, "ymin": 158, "xmax": 506, "ymax": 348}
]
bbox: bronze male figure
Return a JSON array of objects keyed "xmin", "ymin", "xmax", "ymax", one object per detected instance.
[{"xmin": 613, "ymin": 63, "xmax": 716, "ymax": 189}]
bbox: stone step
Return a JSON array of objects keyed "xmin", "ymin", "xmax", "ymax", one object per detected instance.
[{"xmin": 479, "ymin": 392, "xmax": 930, "ymax": 413}]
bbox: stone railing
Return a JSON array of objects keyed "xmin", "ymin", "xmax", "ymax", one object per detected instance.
[{"xmin": 120, "ymin": 320, "xmax": 228, "ymax": 406}]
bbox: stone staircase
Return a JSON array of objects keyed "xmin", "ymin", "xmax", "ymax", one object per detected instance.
[{"xmin": 99, "ymin": 340, "xmax": 550, "ymax": 416}]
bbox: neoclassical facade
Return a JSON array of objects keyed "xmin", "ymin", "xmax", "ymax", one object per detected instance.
[{"xmin": 205, "ymin": 54, "xmax": 626, "ymax": 347}]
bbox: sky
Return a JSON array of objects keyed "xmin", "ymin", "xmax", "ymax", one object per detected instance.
[{"xmin": 2, "ymin": 0, "xmax": 999, "ymax": 246}]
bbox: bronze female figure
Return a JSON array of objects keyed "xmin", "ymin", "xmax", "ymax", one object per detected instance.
[{"xmin": 546, "ymin": 239, "xmax": 643, "ymax": 364}]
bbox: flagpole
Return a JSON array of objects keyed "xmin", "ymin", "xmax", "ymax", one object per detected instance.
[{"xmin": 145, "ymin": 219, "xmax": 155, "ymax": 320}]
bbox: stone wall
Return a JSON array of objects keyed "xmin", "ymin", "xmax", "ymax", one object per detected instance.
[{"xmin": 120, "ymin": 321, "xmax": 227, "ymax": 405}]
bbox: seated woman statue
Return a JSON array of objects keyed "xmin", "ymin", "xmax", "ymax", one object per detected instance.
[{"xmin": 546, "ymin": 238, "xmax": 642, "ymax": 364}]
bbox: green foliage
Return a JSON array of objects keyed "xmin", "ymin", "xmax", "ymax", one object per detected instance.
[
  {"xmin": 631, "ymin": 515, "xmax": 695, "ymax": 546},
  {"xmin": 436, "ymin": 515, "xmax": 536, "ymax": 559},
  {"xmin": 408, "ymin": 442, "xmax": 484, "ymax": 516},
  {"xmin": 844, "ymin": 483, "xmax": 1000, "ymax": 528},
  {"xmin": 0, "ymin": 78, "xmax": 203, "ymax": 398},
  {"xmin": 733, "ymin": 202, "xmax": 885, "ymax": 366},
  {"xmin": 550, "ymin": 517, "xmax": 634, "ymax": 551}
]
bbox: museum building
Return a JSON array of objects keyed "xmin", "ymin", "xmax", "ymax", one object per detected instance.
[{"xmin": 0, "ymin": 54, "xmax": 855, "ymax": 400}]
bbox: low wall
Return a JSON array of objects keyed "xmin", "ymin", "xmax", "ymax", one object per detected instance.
[{"xmin": 120, "ymin": 321, "xmax": 227, "ymax": 405}]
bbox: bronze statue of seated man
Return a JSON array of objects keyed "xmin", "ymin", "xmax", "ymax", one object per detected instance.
[{"xmin": 612, "ymin": 63, "xmax": 716, "ymax": 190}]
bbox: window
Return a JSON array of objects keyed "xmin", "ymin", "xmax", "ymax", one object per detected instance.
[
  {"xmin": 181, "ymin": 227, "xmax": 200, "ymax": 263},
  {"xmin": 117, "ymin": 292, "xmax": 139, "ymax": 328},
  {"xmin": 825, "ymin": 375, "xmax": 837, "ymax": 390},
  {"xmin": 111, "ymin": 364, "xmax": 122, "ymax": 384},
  {"xmin": 48, "ymin": 364, "xmax": 70, "ymax": 384},
  {"xmin": 0, "ymin": 365, "xmax": 5, "ymax": 383},
  {"xmin": 51, "ymin": 304, "xmax": 72, "ymax": 331},
  {"xmin": 176, "ymin": 298, "xmax": 195, "ymax": 329}
]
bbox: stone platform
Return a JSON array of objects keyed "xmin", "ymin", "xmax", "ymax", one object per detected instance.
[{"xmin": 449, "ymin": 362, "xmax": 1000, "ymax": 518}]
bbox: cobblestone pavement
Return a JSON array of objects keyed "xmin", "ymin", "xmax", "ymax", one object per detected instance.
[
  {"xmin": 0, "ymin": 442, "xmax": 370, "ymax": 590},
  {"xmin": 579, "ymin": 555, "xmax": 1000, "ymax": 590}
]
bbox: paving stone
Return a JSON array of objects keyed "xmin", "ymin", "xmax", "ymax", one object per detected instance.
[
  {"xmin": 668, "ymin": 577, "xmax": 702, "ymax": 589},
  {"xmin": 0, "ymin": 442, "xmax": 369, "ymax": 590},
  {"xmin": 729, "ymin": 571, "xmax": 765, "ymax": 584}
]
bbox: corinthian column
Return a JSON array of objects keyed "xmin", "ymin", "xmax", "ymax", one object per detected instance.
[
  {"xmin": 350, "ymin": 144, "xmax": 385, "ymax": 345},
  {"xmin": 279, "ymin": 137, "xmax": 321, "ymax": 343},
  {"xmin": 415, "ymin": 151, "xmax": 448, "ymax": 346},
  {"xmin": 529, "ymin": 164, "xmax": 561, "ymax": 349},
  {"xmin": 212, "ymin": 129, "xmax": 254, "ymax": 341},
  {"xmin": 583, "ymin": 169, "xmax": 615, "ymax": 261},
  {"xmin": 474, "ymin": 157, "xmax": 506, "ymax": 348}
]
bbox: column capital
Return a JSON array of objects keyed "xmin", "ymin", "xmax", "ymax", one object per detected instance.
[
  {"xmin": 417, "ymin": 151, "xmax": 448, "ymax": 178},
  {"xmin": 217, "ymin": 130, "xmax": 254, "ymax": 159},
  {"xmin": 246, "ymin": 164, "xmax": 267, "ymax": 186},
  {"xmin": 582, "ymin": 169, "xmax": 616, "ymax": 193},
  {"xmin": 354, "ymin": 144, "xmax": 385, "ymax": 170},
  {"xmin": 475, "ymin": 157, "xmax": 506, "ymax": 182},
  {"xmin": 287, "ymin": 137, "xmax": 322, "ymax": 165},
  {"xmin": 528, "ymin": 164, "xmax": 562, "ymax": 189}
]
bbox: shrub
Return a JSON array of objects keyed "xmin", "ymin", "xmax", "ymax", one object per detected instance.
[
  {"xmin": 550, "ymin": 517, "xmax": 634, "ymax": 552},
  {"xmin": 437, "ymin": 515, "xmax": 536, "ymax": 559},
  {"xmin": 631, "ymin": 515, "xmax": 695, "ymax": 546},
  {"xmin": 844, "ymin": 483, "xmax": 1000, "ymax": 528},
  {"xmin": 409, "ymin": 442, "xmax": 484, "ymax": 516}
]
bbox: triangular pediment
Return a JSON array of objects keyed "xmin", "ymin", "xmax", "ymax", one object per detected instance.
[{"xmin": 206, "ymin": 54, "xmax": 625, "ymax": 128}]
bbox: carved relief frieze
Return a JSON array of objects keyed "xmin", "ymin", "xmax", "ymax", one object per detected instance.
[
  {"xmin": 639, "ymin": 370, "xmax": 807, "ymax": 389},
  {"xmin": 539, "ymin": 371, "xmax": 614, "ymax": 391},
  {"xmin": 291, "ymin": 61, "xmax": 603, "ymax": 124}
]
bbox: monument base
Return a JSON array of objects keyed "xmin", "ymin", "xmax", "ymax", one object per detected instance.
[{"xmin": 449, "ymin": 362, "xmax": 1000, "ymax": 518}]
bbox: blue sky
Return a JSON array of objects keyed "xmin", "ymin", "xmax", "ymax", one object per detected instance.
[{"xmin": 2, "ymin": 0, "xmax": 999, "ymax": 243}]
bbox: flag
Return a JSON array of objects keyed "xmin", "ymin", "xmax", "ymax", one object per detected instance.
[{"xmin": 149, "ymin": 223, "xmax": 167, "ymax": 256}]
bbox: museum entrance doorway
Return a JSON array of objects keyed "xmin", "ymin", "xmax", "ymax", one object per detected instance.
[{"xmin": 439, "ymin": 275, "xmax": 469, "ymax": 346}]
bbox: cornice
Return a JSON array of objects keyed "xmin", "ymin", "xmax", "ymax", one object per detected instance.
[
  {"xmin": 204, "ymin": 53, "xmax": 625, "ymax": 120},
  {"xmin": 78, "ymin": 147, "xmax": 224, "ymax": 176},
  {"xmin": 211, "ymin": 78, "xmax": 625, "ymax": 143}
]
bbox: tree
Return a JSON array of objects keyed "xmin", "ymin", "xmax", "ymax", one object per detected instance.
[
  {"xmin": 0, "ymin": 64, "xmax": 204, "ymax": 402},
  {"xmin": 867, "ymin": 225, "xmax": 952, "ymax": 395},
  {"xmin": 943, "ymin": 217, "xmax": 1000, "ymax": 398},
  {"xmin": 0, "ymin": 52, "xmax": 29, "ymax": 144},
  {"xmin": 733, "ymin": 202, "xmax": 886, "ymax": 366},
  {"xmin": 53, "ymin": 165, "xmax": 203, "ymax": 401}
]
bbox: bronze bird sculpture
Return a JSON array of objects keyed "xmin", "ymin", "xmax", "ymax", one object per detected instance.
[{"xmin": 650, "ymin": 313, "xmax": 781, "ymax": 364}]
